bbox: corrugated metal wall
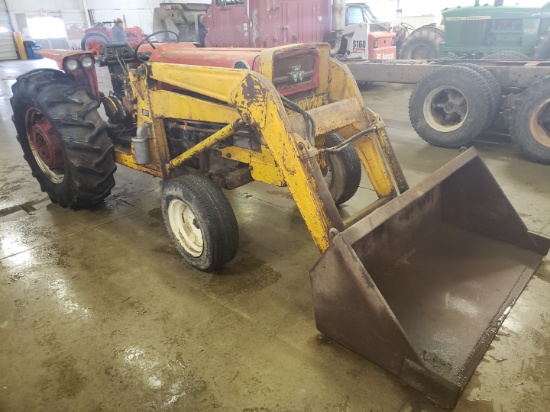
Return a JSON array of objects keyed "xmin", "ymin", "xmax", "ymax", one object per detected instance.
[{"xmin": 0, "ymin": 0, "xmax": 16, "ymax": 60}]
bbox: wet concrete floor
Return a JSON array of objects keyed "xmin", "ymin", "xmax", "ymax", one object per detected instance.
[{"xmin": 0, "ymin": 59, "xmax": 549, "ymax": 411}]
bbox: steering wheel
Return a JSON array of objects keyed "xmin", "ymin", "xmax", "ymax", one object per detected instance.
[{"xmin": 134, "ymin": 30, "xmax": 179, "ymax": 62}]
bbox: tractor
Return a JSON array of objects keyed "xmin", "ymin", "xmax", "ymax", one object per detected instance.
[
  {"xmin": 81, "ymin": 21, "xmax": 145, "ymax": 56},
  {"xmin": 399, "ymin": 1, "xmax": 550, "ymax": 59},
  {"xmin": 10, "ymin": 34, "xmax": 549, "ymax": 409}
]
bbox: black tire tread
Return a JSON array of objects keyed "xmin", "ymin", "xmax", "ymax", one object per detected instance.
[
  {"xmin": 398, "ymin": 26, "xmax": 444, "ymax": 59},
  {"xmin": 509, "ymin": 76, "xmax": 550, "ymax": 164},
  {"xmin": 454, "ymin": 63, "xmax": 501, "ymax": 130},
  {"xmin": 532, "ymin": 29, "xmax": 550, "ymax": 60},
  {"xmin": 324, "ymin": 133, "xmax": 361, "ymax": 205},
  {"xmin": 409, "ymin": 65, "xmax": 492, "ymax": 147},
  {"xmin": 10, "ymin": 69, "xmax": 116, "ymax": 208},
  {"xmin": 483, "ymin": 51, "xmax": 529, "ymax": 60},
  {"xmin": 162, "ymin": 175, "xmax": 239, "ymax": 272}
]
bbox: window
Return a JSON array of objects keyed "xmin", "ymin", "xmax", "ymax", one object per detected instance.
[{"xmin": 27, "ymin": 16, "xmax": 66, "ymax": 39}]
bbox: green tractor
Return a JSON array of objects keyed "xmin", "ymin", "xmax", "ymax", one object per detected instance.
[{"xmin": 399, "ymin": 1, "xmax": 550, "ymax": 59}]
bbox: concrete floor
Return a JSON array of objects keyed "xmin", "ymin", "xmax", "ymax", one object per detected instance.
[{"xmin": 0, "ymin": 58, "xmax": 549, "ymax": 412}]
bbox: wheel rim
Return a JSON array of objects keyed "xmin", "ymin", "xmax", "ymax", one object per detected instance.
[
  {"xmin": 320, "ymin": 153, "xmax": 346, "ymax": 201},
  {"xmin": 85, "ymin": 36, "xmax": 106, "ymax": 56},
  {"xmin": 167, "ymin": 199, "xmax": 204, "ymax": 257},
  {"xmin": 529, "ymin": 98, "xmax": 550, "ymax": 147},
  {"xmin": 423, "ymin": 86, "xmax": 468, "ymax": 132},
  {"xmin": 25, "ymin": 108, "xmax": 65, "ymax": 184}
]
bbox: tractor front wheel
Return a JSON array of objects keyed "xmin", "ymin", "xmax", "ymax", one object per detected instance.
[
  {"xmin": 161, "ymin": 175, "xmax": 239, "ymax": 272},
  {"xmin": 319, "ymin": 133, "xmax": 362, "ymax": 205},
  {"xmin": 10, "ymin": 69, "xmax": 116, "ymax": 208}
]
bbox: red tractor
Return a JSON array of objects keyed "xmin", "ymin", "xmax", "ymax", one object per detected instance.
[{"xmin": 81, "ymin": 21, "xmax": 145, "ymax": 56}]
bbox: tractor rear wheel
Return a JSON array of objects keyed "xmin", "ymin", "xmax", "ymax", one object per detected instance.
[
  {"xmin": 161, "ymin": 175, "xmax": 239, "ymax": 272},
  {"xmin": 509, "ymin": 76, "xmax": 550, "ymax": 164},
  {"xmin": 81, "ymin": 33, "xmax": 109, "ymax": 56},
  {"xmin": 10, "ymin": 69, "xmax": 116, "ymax": 208},
  {"xmin": 409, "ymin": 65, "xmax": 492, "ymax": 147},
  {"xmin": 398, "ymin": 26, "xmax": 444, "ymax": 59},
  {"xmin": 532, "ymin": 29, "xmax": 550, "ymax": 60},
  {"xmin": 320, "ymin": 133, "xmax": 362, "ymax": 205}
]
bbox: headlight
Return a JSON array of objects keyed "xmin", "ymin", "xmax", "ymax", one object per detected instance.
[
  {"xmin": 81, "ymin": 56, "xmax": 94, "ymax": 68},
  {"xmin": 65, "ymin": 58, "xmax": 79, "ymax": 71}
]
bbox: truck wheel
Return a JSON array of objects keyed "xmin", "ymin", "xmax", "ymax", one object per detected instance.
[
  {"xmin": 509, "ymin": 76, "xmax": 550, "ymax": 164},
  {"xmin": 532, "ymin": 29, "xmax": 550, "ymax": 60},
  {"xmin": 454, "ymin": 63, "xmax": 501, "ymax": 130},
  {"xmin": 409, "ymin": 65, "xmax": 491, "ymax": 147},
  {"xmin": 161, "ymin": 175, "xmax": 239, "ymax": 272},
  {"xmin": 398, "ymin": 26, "xmax": 444, "ymax": 59},
  {"xmin": 320, "ymin": 133, "xmax": 362, "ymax": 205},
  {"xmin": 10, "ymin": 69, "xmax": 116, "ymax": 208},
  {"xmin": 483, "ymin": 51, "xmax": 529, "ymax": 60},
  {"xmin": 81, "ymin": 33, "xmax": 109, "ymax": 56}
]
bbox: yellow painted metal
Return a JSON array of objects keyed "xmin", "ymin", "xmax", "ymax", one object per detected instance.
[
  {"xmin": 228, "ymin": 72, "xmax": 344, "ymax": 251},
  {"xmin": 352, "ymin": 132, "xmax": 395, "ymax": 198},
  {"xmin": 169, "ymin": 120, "xmax": 241, "ymax": 169},
  {"xmin": 114, "ymin": 151, "xmax": 163, "ymax": 177},
  {"xmin": 288, "ymin": 97, "xmax": 367, "ymax": 139},
  {"xmin": 150, "ymin": 90, "xmax": 240, "ymax": 123},
  {"xmin": 13, "ymin": 32, "xmax": 27, "ymax": 60},
  {"xmin": 220, "ymin": 146, "xmax": 286, "ymax": 186},
  {"xmin": 148, "ymin": 63, "xmax": 251, "ymax": 104}
]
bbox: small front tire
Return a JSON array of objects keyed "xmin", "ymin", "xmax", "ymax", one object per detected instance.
[
  {"xmin": 320, "ymin": 133, "xmax": 362, "ymax": 205},
  {"xmin": 161, "ymin": 175, "xmax": 239, "ymax": 272}
]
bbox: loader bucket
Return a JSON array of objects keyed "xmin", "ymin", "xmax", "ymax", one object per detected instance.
[{"xmin": 310, "ymin": 149, "xmax": 549, "ymax": 409}]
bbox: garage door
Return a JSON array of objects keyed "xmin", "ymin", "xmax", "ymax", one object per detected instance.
[{"xmin": 0, "ymin": 0, "xmax": 16, "ymax": 60}]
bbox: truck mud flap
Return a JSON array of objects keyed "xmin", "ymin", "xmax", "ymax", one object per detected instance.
[{"xmin": 310, "ymin": 148, "xmax": 549, "ymax": 409}]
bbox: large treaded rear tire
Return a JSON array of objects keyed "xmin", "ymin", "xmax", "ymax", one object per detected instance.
[
  {"xmin": 398, "ymin": 26, "xmax": 444, "ymax": 59},
  {"xmin": 409, "ymin": 65, "xmax": 492, "ymax": 147},
  {"xmin": 454, "ymin": 63, "xmax": 501, "ymax": 131},
  {"xmin": 483, "ymin": 51, "xmax": 529, "ymax": 60},
  {"xmin": 161, "ymin": 175, "xmax": 239, "ymax": 272},
  {"xmin": 509, "ymin": 76, "xmax": 550, "ymax": 164},
  {"xmin": 11, "ymin": 69, "xmax": 116, "ymax": 208},
  {"xmin": 532, "ymin": 29, "xmax": 550, "ymax": 60},
  {"xmin": 81, "ymin": 33, "xmax": 109, "ymax": 56}
]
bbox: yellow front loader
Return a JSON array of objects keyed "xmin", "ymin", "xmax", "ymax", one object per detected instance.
[{"xmin": 10, "ymin": 39, "xmax": 549, "ymax": 408}]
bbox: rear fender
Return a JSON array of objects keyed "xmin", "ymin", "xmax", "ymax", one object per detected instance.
[{"xmin": 36, "ymin": 49, "xmax": 100, "ymax": 102}]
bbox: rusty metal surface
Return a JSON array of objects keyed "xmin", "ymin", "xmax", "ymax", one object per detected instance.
[
  {"xmin": 203, "ymin": 0, "xmax": 328, "ymax": 48},
  {"xmin": 310, "ymin": 148, "xmax": 550, "ymax": 409},
  {"xmin": 345, "ymin": 59, "xmax": 550, "ymax": 89}
]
